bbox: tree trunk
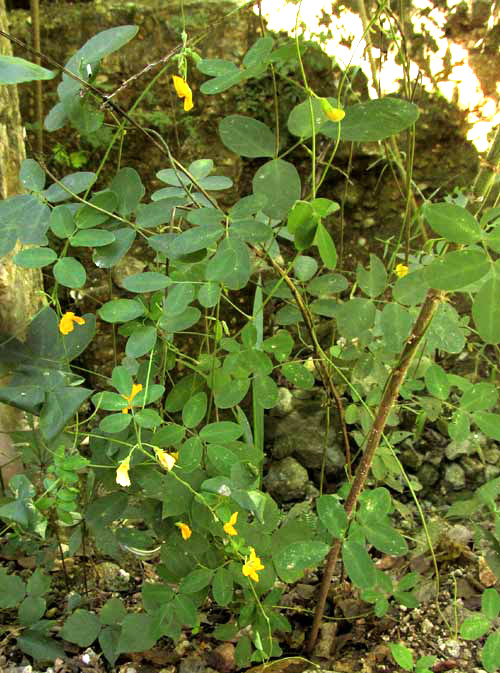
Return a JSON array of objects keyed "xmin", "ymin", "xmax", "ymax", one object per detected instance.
[{"xmin": 0, "ymin": 1, "xmax": 44, "ymax": 490}]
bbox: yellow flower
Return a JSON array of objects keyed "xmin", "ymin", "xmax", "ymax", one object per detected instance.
[
  {"xmin": 172, "ymin": 75, "xmax": 193, "ymax": 111},
  {"xmin": 224, "ymin": 511, "xmax": 238, "ymax": 536},
  {"xmin": 320, "ymin": 98, "xmax": 345, "ymax": 122},
  {"xmin": 242, "ymin": 547, "xmax": 264, "ymax": 583},
  {"xmin": 154, "ymin": 448, "xmax": 177, "ymax": 472},
  {"xmin": 116, "ymin": 455, "xmax": 131, "ymax": 487},
  {"xmin": 121, "ymin": 383, "xmax": 142, "ymax": 414},
  {"xmin": 59, "ymin": 311, "xmax": 85, "ymax": 335},
  {"xmin": 395, "ymin": 263, "xmax": 409, "ymax": 278},
  {"xmin": 176, "ymin": 522, "xmax": 192, "ymax": 540}
]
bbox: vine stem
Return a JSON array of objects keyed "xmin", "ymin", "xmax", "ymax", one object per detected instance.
[{"xmin": 307, "ymin": 287, "xmax": 444, "ymax": 653}]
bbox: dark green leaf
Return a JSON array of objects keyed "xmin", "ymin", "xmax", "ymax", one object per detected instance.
[
  {"xmin": 252, "ymin": 159, "xmax": 301, "ymax": 220},
  {"xmin": 0, "ymin": 55, "xmax": 55, "ymax": 84}
]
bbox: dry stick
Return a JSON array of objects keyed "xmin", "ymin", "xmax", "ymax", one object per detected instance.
[
  {"xmin": 258, "ymin": 250, "xmax": 352, "ymax": 480},
  {"xmin": 307, "ymin": 287, "xmax": 444, "ymax": 652}
]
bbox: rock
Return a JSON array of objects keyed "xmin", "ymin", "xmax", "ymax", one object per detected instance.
[
  {"xmin": 207, "ymin": 643, "xmax": 235, "ymax": 673},
  {"xmin": 264, "ymin": 457, "xmax": 309, "ymax": 502},
  {"xmin": 271, "ymin": 387, "xmax": 294, "ymax": 417},
  {"xmin": 270, "ymin": 409, "xmax": 344, "ymax": 475},
  {"xmin": 417, "ymin": 463, "xmax": 440, "ymax": 488},
  {"xmin": 401, "ymin": 447, "xmax": 423, "ymax": 470},
  {"xmin": 178, "ymin": 655, "xmax": 206, "ymax": 673},
  {"xmin": 444, "ymin": 463, "xmax": 466, "ymax": 490},
  {"xmin": 445, "ymin": 439, "xmax": 472, "ymax": 460},
  {"xmin": 94, "ymin": 561, "xmax": 131, "ymax": 591},
  {"xmin": 484, "ymin": 447, "xmax": 500, "ymax": 464},
  {"xmin": 485, "ymin": 464, "xmax": 500, "ymax": 481},
  {"xmin": 448, "ymin": 524, "xmax": 472, "ymax": 547},
  {"xmin": 111, "ymin": 254, "xmax": 146, "ymax": 289}
]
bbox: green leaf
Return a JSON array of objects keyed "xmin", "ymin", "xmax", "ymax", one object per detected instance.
[
  {"xmin": 27, "ymin": 569, "xmax": 51, "ymax": 597},
  {"xmin": 307, "ymin": 272, "xmax": 347, "ymax": 295},
  {"xmin": 99, "ymin": 626, "xmax": 121, "ymax": 666},
  {"xmin": 335, "ymin": 298, "xmax": 376, "ymax": 340},
  {"xmin": 13, "ymin": 247, "xmax": 57, "ymax": 268},
  {"xmin": 474, "ymin": 412, "xmax": 500, "ymax": 441},
  {"xmin": 117, "ymin": 613, "xmax": 158, "ymax": 652},
  {"xmin": 294, "ymin": 255, "xmax": 318, "ymax": 281},
  {"xmin": 317, "ymin": 495, "xmax": 348, "ymax": 537},
  {"xmin": 213, "ymin": 376, "xmax": 250, "ymax": 409},
  {"xmin": 461, "ymin": 383, "xmax": 498, "ymax": 411},
  {"xmin": 198, "ymin": 281, "xmax": 220, "ymax": 308},
  {"xmin": 235, "ymin": 635, "xmax": 252, "ymax": 668},
  {"xmin": 323, "ymin": 98, "xmax": 419, "ymax": 142},
  {"xmin": 393, "ymin": 269, "xmax": 429, "ymax": 305},
  {"xmin": 252, "ymin": 159, "xmax": 301, "ymax": 220},
  {"xmin": 361, "ymin": 517, "xmax": 408, "ymax": 556},
  {"xmin": 243, "ymin": 36, "xmax": 273, "ymax": 68},
  {"xmin": 356, "ymin": 254, "xmax": 387, "ymax": 298},
  {"xmin": 53, "ymin": 256, "xmax": 86, "ymax": 288},
  {"xmin": 173, "ymin": 594, "xmax": 198, "ymax": 627},
  {"xmin": 287, "ymin": 96, "xmax": 332, "ymax": 139},
  {"xmin": 168, "ymin": 223, "xmax": 223, "ymax": 258},
  {"xmin": 182, "ymin": 392, "xmax": 207, "ymax": 429},
  {"xmin": 482, "ymin": 632, "xmax": 500, "ymax": 673},
  {"xmin": 482, "ymin": 588, "xmax": 500, "ymax": 621},
  {"xmin": 141, "ymin": 583, "xmax": 174, "ymax": 614},
  {"xmin": 342, "ymin": 539, "xmax": 376, "ymax": 589},
  {"xmin": 200, "ymin": 422, "xmax": 243, "ymax": 443},
  {"xmin": 50, "ymin": 205, "xmax": 75, "ymax": 238},
  {"xmin": 287, "ymin": 201, "xmax": 317, "ymax": 250},
  {"xmin": 274, "ymin": 541, "xmax": 329, "ymax": 582},
  {"xmin": 40, "ymin": 387, "xmax": 92, "ymax": 441},
  {"xmin": 42, "ymin": 172, "xmax": 97, "ymax": 203},
  {"xmin": 380, "ymin": 303, "xmax": 413, "ymax": 352},
  {"xmin": 20, "ymin": 159, "xmax": 45, "ymax": 192},
  {"xmin": 165, "ymin": 374, "xmax": 205, "ymax": 412},
  {"xmin": 18, "ymin": 596, "xmax": 46, "ymax": 626},
  {"xmin": 253, "ymin": 374, "xmax": 279, "ymax": 408},
  {"xmin": 99, "ymin": 597, "xmax": 127, "ymax": 625},
  {"xmin": 17, "ymin": 631, "xmax": 65, "ymax": 662},
  {"xmin": 197, "ymin": 59, "xmax": 239, "ymax": 77},
  {"xmin": 93, "ymin": 228, "xmax": 136, "ymax": 269},
  {"xmin": 200, "ymin": 70, "xmax": 244, "ymax": 95},
  {"xmin": 424, "ymin": 250, "xmax": 490, "ymax": 291},
  {"xmin": 126, "ymin": 325, "xmax": 157, "ymax": 358},
  {"xmin": 212, "ymin": 567, "xmax": 233, "ymax": 606},
  {"xmin": 70, "ymin": 229, "xmax": 116, "ymax": 247},
  {"xmin": 76, "ymin": 190, "xmax": 118, "ymax": 229},
  {"xmin": 99, "ymin": 413, "xmax": 132, "ymax": 434},
  {"xmin": 60, "ymin": 609, "xmax": 101, "ymax": 647},
  {"xmin": 206, "ymin": 237, "xmax": 251, "ymax": 290},
  {"xmin": 262, "ymin": 330, "xmax": 294, "ymax": 362},
  {"xmin": 389, "ymin": 643, "xmax": 413, "ymax": 671},
  {"xmin": 99, "ymin": 299, "xmax": 145, "ymax": 323},
  {"xmin": 219, "ymin": 115, "xmax": 275, "ymax": 158},
  {"xmin": 425, "ymin": 364, "xmax": 449, "ymax": 400},
  {"xmin": 121, "ymin": 271, "xmax": 170, "ymax": 293},
  {"xmin": 159, "ymin": 307, "xmax": 201, "ymax": 334},
  {"xmin": 110, "ymin": 167, "xmax": 144, "ymax": 216},
  {"xmin": 423, "ymin": 202, "xmax": 482, "ymax": 244},
  {"xmin": 177, "ymin": 437, "xmax": 202, "ymax": 472},
  {"xmin": 472, "ymin": 273, "xmax": 500, "ymax": 344},
  {"xmin": 0, "ymin": 55, "xmax": 55, "ymax": 84},
  {"xmin": 281, "ymin": 362, "xmax": 314, "ymax": 389},
  {"xmin": 0, "ymin": 569, "xmax": 26, "ymax": 608},
  {"xmin": 179, "ymin": 568, "xmax": 214, "ymax": 594},
  {"xmin": 135, "ymin": 409, "xmax": 162, "ymax": 429},
  {"xmin": 152, "ymin": 423, "xmax": 185, "ymax": 447},
  {"xmin": 460, "ymin": 614, "xmax": 491, "ymax": 639}
]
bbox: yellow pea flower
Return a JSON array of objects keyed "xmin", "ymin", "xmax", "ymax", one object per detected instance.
[
  {"xmin": 176, "ymin": 522, "xmax": 192, "ymax": 540},
  {"xmin": 121, "ymin": 383, "xmax": 142, "ymax": 414},
  {"xmin": 242, "ymin": 547, "xmax": 264, "ymax": 583},
  {"xmin": 172, "ymin": 75, "xmax": 193, "ymax": 112},
  {"xmin": 116, "ymin": 455, "xmax": 131, "ymax": 487},
  {"xmin": 395, "ymin": 263, "xmax": 409, "ymax": 278},
  {"xmin": 224, "ymin": 511, "xmax": 238, "ymax": 536},
  {"xmin": 59, "ymin": 311, "xmax": 85, "ymax": 335},
  {"xmin": 154, "ymin": 448, "xmax": 177, "ymax": 472},
  {"xmin": 320, "ymin": 98, "xmax": 345, "ymax": 122}
]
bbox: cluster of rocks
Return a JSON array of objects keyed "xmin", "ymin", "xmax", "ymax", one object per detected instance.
[{"xmin": 263, "ymin": 388, "xmax": 500, "ymax": 503}]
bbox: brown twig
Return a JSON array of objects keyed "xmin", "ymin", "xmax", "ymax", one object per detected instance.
[{"xmin": 307, "ymin": 287, "xmax": 444, "ymax": 652}]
